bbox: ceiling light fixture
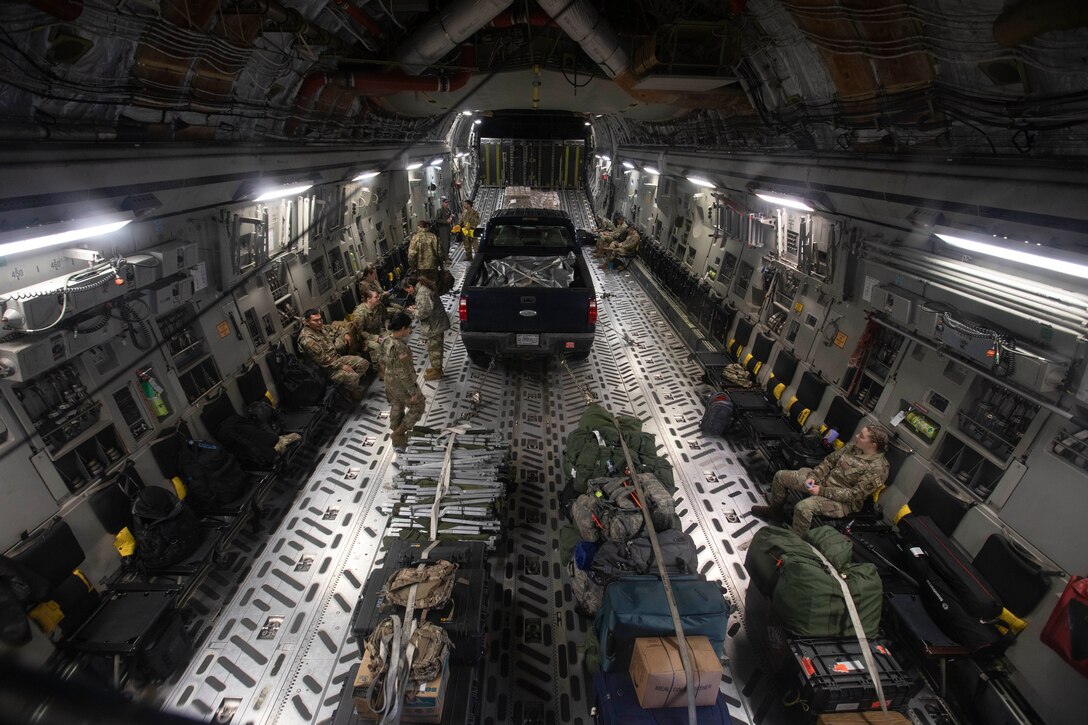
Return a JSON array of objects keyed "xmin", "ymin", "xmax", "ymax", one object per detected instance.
[
  {"xmin": 936, "ymin": 230, "xmax": 1088, "ymax": 280},
  {"xmin": 755, "ymin": 190, "xmax": 814, "ymax": 212},
  {"xmin": 622, "ymin": 161, "xmax": 635, "ymax": 169},
  {"xmin": 601, "ymin": 156, "xmax": 610, "ymax": 163},
  {"xmin": 473, "ymin": 119, "xmax": 482, "ymax": 125},
  {"xmin": 687, "ymin": 176, "xmax": 716, "ymax": 188},
  {"xmin": 254, "ymin": 182, "xmax": 313, "ymax": 202},
  {"xmin": 353, "ymin": 170, "xmax": 380, "ymax": 181},
  {"xmin": 643, "ymin": 166, "xmax": 660, "ymax": 175},
  {"xmin": 0, "ymin": 212, "xmax": 133, "ymax": 258},
  {"xmin": 429, "ymin": 158, "xmax": 443, "ymax": 166},
  {"xmin": 584, "ymin": 121, "xmax": 591, "ymax": 126},
  {"xmin": 461, "ymin": 110, "xmax": 473, "ymax": 116},
  {"xmin": 406, "ymin": 162, "xmax": 424, "ymax": 170}
]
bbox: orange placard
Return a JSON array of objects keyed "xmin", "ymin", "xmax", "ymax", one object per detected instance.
[
  {"xmin": 834, "ymin": 331, "xmax": 848, "ymax": 348},
  {"xmin": 217, "ymin": 321, "xmax": 230, "ymax": 338}
]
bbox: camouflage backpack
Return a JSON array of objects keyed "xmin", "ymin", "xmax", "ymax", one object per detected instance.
[
  {"xmin": 365, "ymin": 618, "xmax": 450, "ymax": 684},
  {"xmin": 382, "ymin": 560, "xmax": 458, "ymax": 610},
  {"xmin": 570, "ymin": 474, "xmax": 675, "ymax": 544},
  {"xmin": 722, "ymin": 363, "xmax": 754, "ymax": 387}
]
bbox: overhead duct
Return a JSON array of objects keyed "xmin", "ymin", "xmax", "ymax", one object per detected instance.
[
  {"xmin": 287, "ymin": 46, "xmax": 477, "ymax": 136},
  {"xmin": 536, "ymin": 0, "xmax": 751, "ymax": 113},
  {"xmin": 534, "ymin": 0, "xmax": 629, "ymax": 79},
  {"xmin": 993, "ymin": 0, "xmax": 1088, "ymax": 47},
  {"xmin": 394, "ymin": 0, "xmax": 515, "ymax": 75},
  {"xmin": 488, "ymin": 8, "xmax": 557, "ymax": 28}
]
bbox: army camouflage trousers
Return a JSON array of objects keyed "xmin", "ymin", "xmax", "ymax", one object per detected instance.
[
  {"xmin": 329, "ymin": 355, "xmax": 369, "ymax": 396},
  {"xmin": 386, "ymin": 390, "xmax": 424, "ymax": 433},
  {"xmin": 770, "ymin": 467, "xmax": 851, "ymax": 536},
  {"xmin": 424, "ymin": 332, "xmax": 445, "ymax": 370},
  {"xmin": 462, "ymin": 232, "xmax": 477, "ymax": 259}
]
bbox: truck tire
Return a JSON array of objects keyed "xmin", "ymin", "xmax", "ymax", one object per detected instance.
[{"xmin": 467, "ymin": 350, "xmax": 493, "ymax": 368}]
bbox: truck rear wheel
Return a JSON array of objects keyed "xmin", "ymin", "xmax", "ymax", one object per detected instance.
[{"xmin": 467, "ymin": 350, "xmax": 493, "ymax": 368}]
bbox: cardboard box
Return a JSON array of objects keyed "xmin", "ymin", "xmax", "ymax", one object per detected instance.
[
  {"xmin": 816, "ymin": 713, "xmax": 911, "ymax": 724},
  {"xmin": 353, "ymin": 650, "xmax": 449, "ymax": 723},
  {"xmin": 628, "ymin": 635, "xmax": 722, "ymax": 708}
]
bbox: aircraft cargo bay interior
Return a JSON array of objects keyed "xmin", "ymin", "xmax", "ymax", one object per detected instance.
[{"xmin": 1, "ymin": 2, "xmax": 1087, "ymax": 725}]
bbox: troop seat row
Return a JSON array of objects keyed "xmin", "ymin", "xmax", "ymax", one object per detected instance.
[{"xmin": 5, "ymin": 340, "xmax": 340, "ymax": 690}]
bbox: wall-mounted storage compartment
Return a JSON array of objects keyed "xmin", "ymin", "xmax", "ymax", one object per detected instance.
[
  {"xmin": 935, "ymin": 432, "xmax": 1005, "ymax": 500},
  {"xmin": 14, "ymin": 362, "xmax": 101, "ymax": 455},
  {"xmin": 956, "ymin": 379, "xmax": 1040, "ymax": 461},
  {"xmin": 54, "ymin": 424, "xmax": 125, "ymax": 493}
]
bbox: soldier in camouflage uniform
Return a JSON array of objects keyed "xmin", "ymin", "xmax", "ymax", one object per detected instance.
[
  {"xmin": 594, "ymin": 216, "xmax": 628, "ymax": 256},
  {"xmin": 457, "ymin": 200, "xmax": 481, "ymax": 261},
  {"xmin": 350, "ymin": 289, "xmax": 388, "ymax": 374},
  {"xmin": 752, "ymin": 425, "xmax": 890, "ymax": 535},
  {"xmin": 358, "ymin": 265, "xmax": 385, "ymax": 302},
  {"xmin": 381, "ymin": 312, "xmax": 424, "ymax": 450},
  {"xmin": 598, "ymin": 227, "xmax": 641, "ymax": 269},
  {"xmin": 595, "ymin": 213, "xmax": 615, "ymax": 234},
  {"xmin": 403, "ymin": 274, "xmax": 450, "ymax": 380},
  {"xmin": 297, "ymin": 309, "xmax": 369, "ymax": 401},
  {"xmin": 408, "ymin": 220, "xmax": 444, "ymax": 276}
]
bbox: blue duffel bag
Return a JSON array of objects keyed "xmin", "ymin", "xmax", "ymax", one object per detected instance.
[
  {"xmin": 593, "ymin": 671, "xmax": 732, "ymax": 724},
  {"xmin": 594, "ymin": 575, "xmax": 730, "ymax": 673}
]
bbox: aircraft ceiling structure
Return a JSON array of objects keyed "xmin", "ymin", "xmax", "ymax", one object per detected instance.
[{"xmin": 0, "ymin": 0, "xmax": 1085, "ymax": 159}]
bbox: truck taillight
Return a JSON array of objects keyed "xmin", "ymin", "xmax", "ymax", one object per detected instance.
[
  {"xmin": 459, "ymin": 295, "xmax": 468, "ymax": 322},
  {"xmin": 588, "ymin": 298, "xmax": 597, "ymax": 324}
]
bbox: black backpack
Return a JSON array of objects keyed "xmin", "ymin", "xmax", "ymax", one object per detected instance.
[
  {"xmin": 131, "ymin": 487, "xmax": 204, "ymax": 569},
  {"xmin": 245, "ymin": 400, "xmax": 284, "ymax": 435},
  {"xmin": 269, "ymin": 348, "xmax": 325, "ymax": 408},
  {"xmin": 215, "ymin": 415, "xmax": 279, "ymax": 470},
  {"xmin": 0, "ymin": 555, "xmax": 49, "ymax": 647},
  {"xmin": 177, "ymin": 439, "xmax": 249, "ymax": 512}
]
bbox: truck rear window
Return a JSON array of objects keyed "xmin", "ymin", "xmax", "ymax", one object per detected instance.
[{"xmin": 489, "ymin": 224, "xmax": 572, "ymax": 248}]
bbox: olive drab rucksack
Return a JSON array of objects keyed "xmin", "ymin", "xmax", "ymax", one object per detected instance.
[{"xmin": 382, "ymin": 560, "xmax": 458, "ymax": 610}]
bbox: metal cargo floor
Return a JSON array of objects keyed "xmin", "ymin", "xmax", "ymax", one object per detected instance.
[{"xmin": 164, "ymin": 205, "xmax": 949, "ymax": 724}]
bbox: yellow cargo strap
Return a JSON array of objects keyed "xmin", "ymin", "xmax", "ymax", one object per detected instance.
[
  {"xmin": 72, "ymin": 569, "xmax": 92, "ymax": 591},
  {"xmin": 893, "ymin": 504, "xmax": 912, "ymax": 524},
  {"xmin": 999, "ymin": 608, "xmax": 1028, "ymax": 635},
  {"xmin": 172, "ymin": 475, "xmax": 187, "ymax": 500}
]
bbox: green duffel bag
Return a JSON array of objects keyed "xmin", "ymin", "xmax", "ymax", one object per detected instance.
[
  {"xmin": 770, "ymin": 527, "xmax": 883, "ymax": 638},
  {"xmin": 744, "ymin": 524, "xmax": 811, "ymax": 599}
]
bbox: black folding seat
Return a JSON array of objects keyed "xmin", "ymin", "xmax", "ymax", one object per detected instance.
[
  {"xmin": 726, "ymin": 317, "xmax": 755, "ymax": 362},
  {"xmin": 11, "ymin": 519, "xmax": 184, "ymax": 687},
  {"xmin": 905, "ymin": 473, "xmax": 973, "ymax": 536},
  {"xmin": 236, "ymin": 360, "xmax": 319, "ymax": 441}
]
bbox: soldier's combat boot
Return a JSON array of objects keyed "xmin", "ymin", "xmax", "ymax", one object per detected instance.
[
  {"xmin": 424, "ymin": 367, "xmax": 443, "ymax": 381},
  {"xmin": 751, "ymin": 503, "xmax": 785, "ymax": 522},
  {"xmin": 390, "ymin": 428, "xmax": 407, "ymax": 450}
]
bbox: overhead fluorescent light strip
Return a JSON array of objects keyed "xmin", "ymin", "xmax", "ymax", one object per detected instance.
[
  {"xmin": 936, "ymin": 233, "xmax": 1088, "ymax": 280},
  {"xmin": 687, "ymin": 176, "xmax": 715, "ymax": 188},
  {"xmin": 755, "ymin": 191, "xmax": 814, "ymax": 212},
  {"xmin": 0, "ymin": 216, "xmax": 133, "ymax": 258},
  {"xmin": 254, "ymin": 183, "xmax": 313, "ymax": 202},
  {"xmin": 353, "ymin": 171, "xmax": 380, "ymax": 181}
]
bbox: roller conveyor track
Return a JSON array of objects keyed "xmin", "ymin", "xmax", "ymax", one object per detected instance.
[{"xmin": 163, "ymin": 248, "xmax": 951, "ymax": 724}]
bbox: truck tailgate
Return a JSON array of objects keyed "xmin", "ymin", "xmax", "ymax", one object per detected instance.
[{"xmin": 460, "ymin": 287, "xmax": 595, "ymax": 334}]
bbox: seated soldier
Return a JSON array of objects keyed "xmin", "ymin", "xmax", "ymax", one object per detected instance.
[
  {"xmin": 751, "ymin": 425, "xmax": 890, "ymax": 535},
  {"xmin": 350, "ymin": 288, "xmax": 398, "ymax": 375},
  {"xmin": 593, "ymin": 215, "xmax": 628, "ymax": 256},
  {"xmin": 297, "ymin": 308, "xmax": 369, "ymax": 402},
  {"xmin": 599, "ymin": 227, "xmax": 641, "ymax": 269}
]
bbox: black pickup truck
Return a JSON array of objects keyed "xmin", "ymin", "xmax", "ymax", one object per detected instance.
[{"xmin": 458, "ymin": 208, "xmax": 597, "ymax": 366}]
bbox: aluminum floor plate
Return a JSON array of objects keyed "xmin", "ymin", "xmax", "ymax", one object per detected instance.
[{"xmin": 164, "ymin": 202, "xmax": 946, "ymax": 725}]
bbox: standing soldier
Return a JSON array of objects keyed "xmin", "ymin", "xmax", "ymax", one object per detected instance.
[
  {"xmin": 458, "ymin": 199, "xmax": 481, "ymax": 261},
  {"xmin": 381, "ymin": 312, "xmax": 424, "ymax": 450},
  {"xmin": 297, "ymin": 308, "xmax": 369, "ymax": 401},
  {"xmin": 434, "ymin": 197, "xmax": 454, "ymax": 257},
  {"xmin": 751, "ymin": 425, "xmax": 890, "ymax": 535},
  {"xmin": 408, "ymin": 220, "xmax": 443, "ymax": 276},
  {"xmin": 402, "ymin": 274, "xmax": 450, "ymax": 380}
]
